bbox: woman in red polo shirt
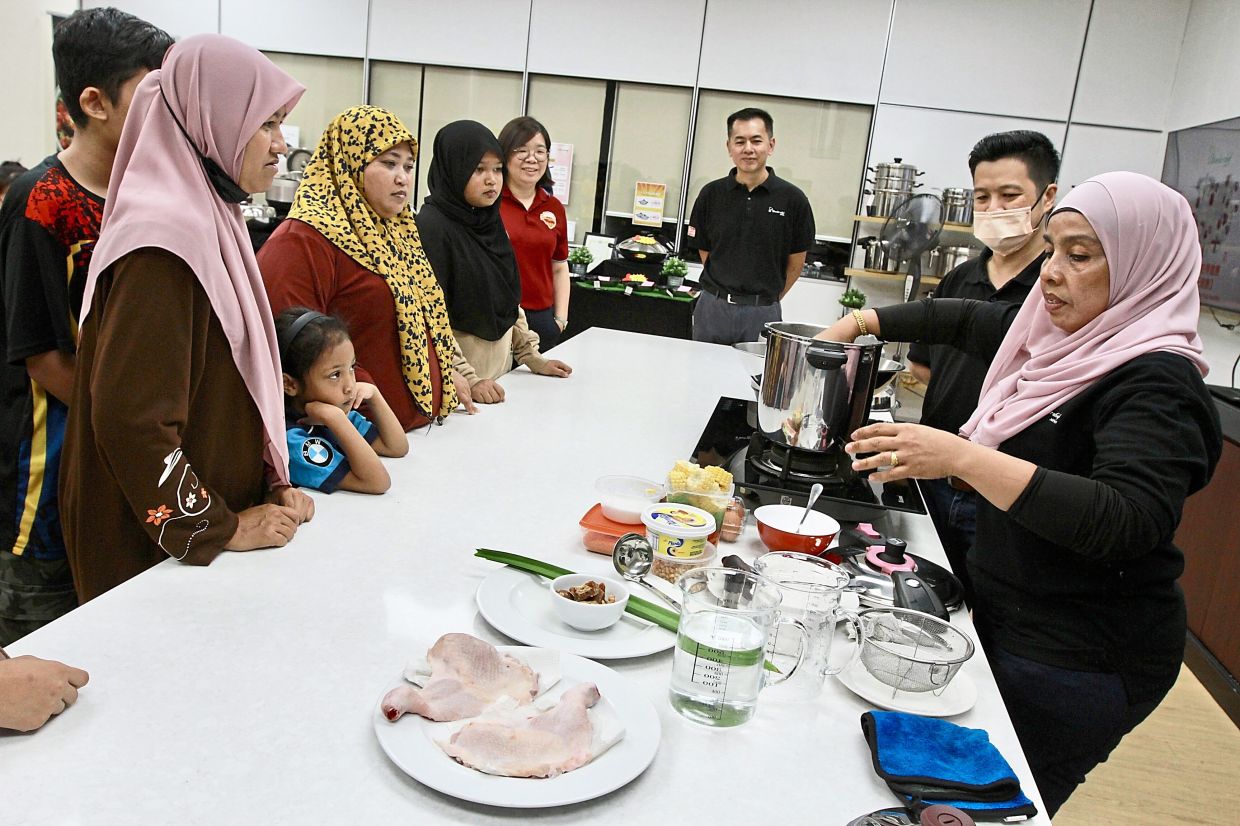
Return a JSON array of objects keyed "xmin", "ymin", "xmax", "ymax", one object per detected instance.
[{"xmin": 497, "ymin": 117, "xmax": 569, "ymax": 350}]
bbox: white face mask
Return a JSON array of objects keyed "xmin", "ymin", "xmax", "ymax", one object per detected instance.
[{"xmin": 972, "ymin": 188, "xmax": 1049, "ymax": 255}]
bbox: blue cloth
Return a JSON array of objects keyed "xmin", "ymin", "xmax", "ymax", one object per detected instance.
[
  {"xmin": 861, "ymin": 711, "xmax": 1038, "ymax": 821},
  {"xmin": 286, "ymin": 410, "xmax": 377, "ymax": 493}
]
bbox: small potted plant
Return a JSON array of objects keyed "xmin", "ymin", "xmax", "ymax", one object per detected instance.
[
  {"xmin": 661, "ymin": 256, "xmax": 689, "ymax": 288},
  {"xmin": 567, "ymin": 245, "xmax": 593, "ymax": 275},
  {"xmin": 838, "ymin": 286, "xmax": 867, "ymax": 312}
]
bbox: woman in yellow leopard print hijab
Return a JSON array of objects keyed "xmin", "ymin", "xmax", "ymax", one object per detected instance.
[{"xmin": 260, "ymin": 106, "xmax": 480, "ymax": 428}]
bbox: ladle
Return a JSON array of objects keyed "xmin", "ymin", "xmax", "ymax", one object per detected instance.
[
  {"xmin": 797, "ymin": 483, "xmax": 824, "ymax": 533},
  {"xmin": 612, "ymin": 533, "xmax": 682, "ymax": 611}
]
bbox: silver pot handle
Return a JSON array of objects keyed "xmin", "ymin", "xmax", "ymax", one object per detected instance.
[{"xmin": 806, "ymin": 341, "xmax": 847, "ymax": 371}]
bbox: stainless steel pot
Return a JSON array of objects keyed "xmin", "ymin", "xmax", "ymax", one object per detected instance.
[
  {"xmin": 265, "ymin": 172, "xmax": 301, "ymax": 216},
  {"xmin": 868, "ymin": 188, "xmax": 913, "ymax": 218},
  {"xmin": 939, "ymin": 244, "xmax": 979, "ymax": 273},
  {"xmin": 868, "ymin": 158, "xmax": 922, "ymax": 187},
  {"xmin": 758, "ymin": 322, "xmax": 884, "ymax": 452},
  {"xmin": 862, "ymin": 238, "xmax": 902, "ymax": 272},
  {"xmin": 942, "ymin": 187, "xmax": 974, "ymax": 224},
  {"xmin": 869, "ymin": 175, "xmax": 922, "ymax": 190},
  {"xmin": 920, "ymin": 246, "xmax": 942, "ymax": 278}
]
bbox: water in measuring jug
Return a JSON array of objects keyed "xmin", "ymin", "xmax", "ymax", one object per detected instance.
[{"xmin": 669, "ymin": 611, "xmax": 767, "ymax": 727}]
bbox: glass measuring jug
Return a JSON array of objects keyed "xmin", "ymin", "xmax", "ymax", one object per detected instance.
[
  {"xmin": 751, "ymin": 552, "xmax": 862, "ymax": 700},
  {"xmin": 669, "ymin": 567, "xmax": 809, "ymax": 727}
]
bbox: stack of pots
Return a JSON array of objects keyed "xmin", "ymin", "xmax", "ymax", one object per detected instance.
[
  {"xmin": 942, "ymin": 187, "xmax": 974, "ymax": 225},
  {"xmin": 866, "ymin": 158, "xmax": 922, "ymax": 218},
  {"xmin": 922, "ymin": 244, "xmax": 980, "ymax": 278}
]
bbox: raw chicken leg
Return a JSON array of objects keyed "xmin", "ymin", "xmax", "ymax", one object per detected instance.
[
  {"xmin": 382, "ymin": 634, "xmax": 538, "ymax": 722},
  {"xmin": 439, "ymin": 683, "xmax": 602, "ymax": 778}
]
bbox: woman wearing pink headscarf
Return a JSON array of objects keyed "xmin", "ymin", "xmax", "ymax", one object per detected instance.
[
  {"xmin": 818, "ymin": 172, "xmax": 1221, "ymax": 815},
  {"xmin": 60, "ymin": 35, "xmax": 314, "ymax": 602}
]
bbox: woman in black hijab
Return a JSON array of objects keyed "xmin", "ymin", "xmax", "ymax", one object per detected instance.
[{"xmin": 418, "ymin": 120, "xmax": 571, "ymax": 404}]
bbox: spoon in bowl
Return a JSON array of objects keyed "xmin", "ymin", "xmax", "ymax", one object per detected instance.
[
  {"xmin": 797, "ymin": 483, "xmax": 824, "ymax": 533},
  {"xmin": 612, "ymin": 533, "xmax": 682, "ymax": 611}
]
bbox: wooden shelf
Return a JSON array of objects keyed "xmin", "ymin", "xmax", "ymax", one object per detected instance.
[
  {"xmin": 853, "ymin": 214, "xmax": 973, "ymax": 233},
  {"xmin": 844, "ymin": 267, "xmax": 941, "ymax": 287}
]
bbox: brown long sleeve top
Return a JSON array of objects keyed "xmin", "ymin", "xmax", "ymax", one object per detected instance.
[{"xmin": 61, "ymin": 248, "xmax": 267, "ymax": 602}]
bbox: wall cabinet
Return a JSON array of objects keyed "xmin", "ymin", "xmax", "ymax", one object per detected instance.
[{"xmin": 1176, "ymin": 402, "xmax": 1240, "ymax": 724}]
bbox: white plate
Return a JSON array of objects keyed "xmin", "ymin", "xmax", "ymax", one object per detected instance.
[
  {"xmin": 475, "ymin": 567, "xmax": 674, "ymax": 659},
  {"xmin": 373, "ymin": 648, "xmax": 661, "ymax": 808},
  {"xmin": 837, "ymin": 661, "xmax": 977, "ymax": 717}
]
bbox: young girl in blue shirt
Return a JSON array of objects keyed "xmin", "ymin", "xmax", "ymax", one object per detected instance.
[{"xmin": 277, "ymin": 307, "xmax": 408, "ymax": 493}]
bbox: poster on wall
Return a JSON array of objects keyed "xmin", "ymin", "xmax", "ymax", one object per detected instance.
[
  {"xmin": 1163, "ymin": 117, "xmax": 1240, "ymax": 312},
  {"xmin": 549, "ymin": 142, "xmax": 573, "ymax": 206},
  {"xmin": 632, "ymin": 181, "xmax": 666, "ymax": 228}
]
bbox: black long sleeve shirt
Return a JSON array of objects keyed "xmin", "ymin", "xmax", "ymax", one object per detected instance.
[{"xmin": 877, "ymin": 298, "xmax": 1222, "ymax": 702}]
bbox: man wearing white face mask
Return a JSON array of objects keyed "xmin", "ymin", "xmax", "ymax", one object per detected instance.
[{"xmin": 905, "ymin": 130, "xmax": 1059, "ymax": 601}]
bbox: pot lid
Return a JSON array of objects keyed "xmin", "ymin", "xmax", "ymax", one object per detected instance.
[
  {"xmin": 286, "ymin": 148, "xmax": 312, "ymax": 174},
  {"xmin": 614, "ymin": 233, "xmax": 671, "ymax": 255},
  {"xmin": 872, "ymin": 157, "xmax": 919, "ymax": 173}
]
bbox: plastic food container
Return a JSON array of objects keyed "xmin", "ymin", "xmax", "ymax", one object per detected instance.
[
  {"xmin": 641, "ymin": 503, "xmax": 715, "ymax": 559},
  {"xmin": 651, "ymin": 541, "xmax": 717, "ymax": 584},
  {"xmin": 595, "ymin": 475, "xmax": 665, "ymax": 524},
  {"xmin": 579, "ymin": 503, "xmax": 636, "ymax": 555},
  {"xmin": 665, "ymin": 483, "xmax": 736, "ymax": 533}
]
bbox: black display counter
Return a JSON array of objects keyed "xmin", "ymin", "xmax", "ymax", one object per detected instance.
[{"xmin": 560, "ymin": 278, "xmax": 695, "ymax": 342}]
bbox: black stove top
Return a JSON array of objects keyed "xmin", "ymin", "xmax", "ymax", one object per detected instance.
[{"xmin": 692, "ymin": 397, "xmax": 925, "ymax": 522}]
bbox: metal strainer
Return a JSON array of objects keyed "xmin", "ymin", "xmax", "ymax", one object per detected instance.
[{"xmin": 858, "ymin": 607, "xmax": 974, "ymax": 693}]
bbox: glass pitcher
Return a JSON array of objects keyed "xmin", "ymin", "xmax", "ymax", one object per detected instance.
[
  {"xmin": 669, "ymin": 567, "xmax": 808, "ymax": 727},
  {"xmin": 752, "ymin": 552, "xmax": 862, "ymax": 700}
]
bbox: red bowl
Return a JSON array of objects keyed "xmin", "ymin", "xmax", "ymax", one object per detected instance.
[{"xmin": 754, "ymin": 505, "xmax": 840, "ymax": 555}]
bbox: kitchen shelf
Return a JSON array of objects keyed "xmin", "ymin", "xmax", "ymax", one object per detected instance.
[
  {"xmin": 844, "ymin": 267, "xmax": 941, "ymax": 287},
  {"xmin": 852, "ymin": 215, "xmax": 973, "ymax": 234}
]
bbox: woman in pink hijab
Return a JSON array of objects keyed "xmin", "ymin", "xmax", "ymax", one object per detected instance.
[
  {"xmin": 818, "ymin": 172, "xmax": 1222, "ymax": 815},
  {"xmin": 61, "ymin": 34, "xmax": 314, "ymax": 603}
]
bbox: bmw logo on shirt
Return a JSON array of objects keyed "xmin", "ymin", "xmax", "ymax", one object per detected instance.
[{"xmin": 302, "ymin": 437, "xmax": 334, "ymax": 467}]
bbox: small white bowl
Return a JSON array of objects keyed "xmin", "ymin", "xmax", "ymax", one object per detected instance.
[
  {"xmin": 548, "ymin": 574, "xmax": 630, "ymax": 631},
  {"xmin": 596, "ymin": 475, "xmax": 665, "ymax": 524}
]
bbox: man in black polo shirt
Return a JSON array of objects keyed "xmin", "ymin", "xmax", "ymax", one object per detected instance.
[
  {"xmin": 906, "ymin": 130, "xmax": 1060, "ymax": 599},
  {"xmin": 687, "ymin": 107, "xmax": 815, "ymax": 345}
]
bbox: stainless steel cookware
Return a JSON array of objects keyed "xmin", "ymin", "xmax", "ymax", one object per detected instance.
[
  {"xmin": 942, "ymin": 187, "xmax": 974, "ymax": 224},
  {"xmin": 758, "ymin": 322, "xmax": 884, "ymax": 453},
  {"xmin": 920, "ymin": 246, "xmax": 942, "ymax": 278},
  {"xmin": 939, "ymin": 244, "xmax": 979, "ymax": 274},
  {"xmin": 868, "ymin": 158, "xmax": 922, "ymax": 188},
  {"xmin": 867, "ymin": 188, "xmax": 913, "ymax": 218},
  {"xmin": 862, "ymin": 238, "xmax": 903, "ymax": 272},
  {"xmin": 265, "ymin": 172, "xmax": 301, "ymax": 216}
]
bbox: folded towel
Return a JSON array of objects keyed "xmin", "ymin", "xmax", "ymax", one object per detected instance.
[{"xmin": 861, "ymin": 711, "xmax": 1039, "ymax": 822}]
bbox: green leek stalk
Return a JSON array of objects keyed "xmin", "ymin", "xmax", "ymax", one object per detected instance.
[
  {"xmin": 474, "ymin": 549, "xmax": 680, "ymax": 631},
  {"xmin": 474, "ymin": 549, "xmax": 780, "ymax": 673}
]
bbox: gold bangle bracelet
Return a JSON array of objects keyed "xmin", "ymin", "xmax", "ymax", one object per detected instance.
[{"xmin": 851, "ymin": 309, "xmax": 869, "ymax": 336}]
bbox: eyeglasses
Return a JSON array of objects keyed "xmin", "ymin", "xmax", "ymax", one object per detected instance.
[{"xmin": 512, "ymin": 147, "xmax": 549, "ymax": 161}]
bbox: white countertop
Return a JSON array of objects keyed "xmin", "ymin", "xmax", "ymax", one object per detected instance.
[{"xmin": 2, "ymin": 328, "xmax": 1049, "ymax": 824}]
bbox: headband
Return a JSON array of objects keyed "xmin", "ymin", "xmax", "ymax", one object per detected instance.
[{"xmin": 278, "ymin": 309, "xmax": 330, "ymax": 363}]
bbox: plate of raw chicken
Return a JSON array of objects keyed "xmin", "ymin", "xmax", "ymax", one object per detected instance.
[
  {"xmin": 475, "ymin": 567, "xmax": 674, "ymax": 659},
  {"xmin": 373, "ymin": 633, "xmax": 661, "ymax": 807}
]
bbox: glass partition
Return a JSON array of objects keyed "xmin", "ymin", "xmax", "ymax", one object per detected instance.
[
  {"xmin": 525, "ymin": 75, "xmax": 608, "ymax": 243},
  {"xmin": 688, "ymin": 91, "xmax": 872, "ymax": 241},
  {"xmin": 604, "ymin": 83, "xmax": 693, "ymax": 229},
  {"xmin": 263, "ymin": 52, "xmax": 364, "ymax": 152},
  {"xmin": 415, "ymin": 66, "xmax": 523, "ymax": 208}
]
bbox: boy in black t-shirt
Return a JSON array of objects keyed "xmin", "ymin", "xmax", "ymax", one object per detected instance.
[{"xmin": 0, "ymin": 9, "xmax": 171, "ymax": 645}]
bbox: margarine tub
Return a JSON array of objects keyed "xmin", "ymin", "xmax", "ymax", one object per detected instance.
[{"xmin": 641, "ymin": 503, "xmax": 715, "ymax": 559}]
